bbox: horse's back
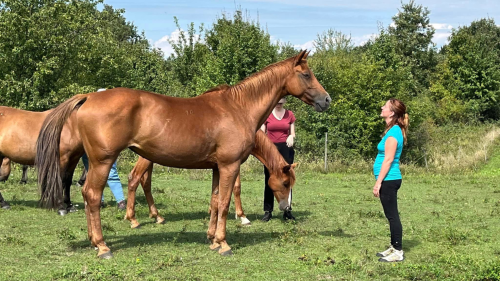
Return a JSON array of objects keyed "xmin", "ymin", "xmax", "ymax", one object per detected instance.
[{"xmin": 0, "ymin": 106, "xmax": 49, "ymax": 164}]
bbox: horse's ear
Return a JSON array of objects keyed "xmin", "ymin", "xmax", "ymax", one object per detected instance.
[
  {"xmin": 294, "ymin": 50, "xmax": 307, "ymax": 66},
  {"xmin": 291, "ymin": 163, "xmax": 298, "ymax": 169},
  {"xmin": 282, "ymin": 164, "xmax": 292, "ymax": 174},
  {"xmin": 304, "ymin": 51, "xmax": 311, "ymax": 59}
]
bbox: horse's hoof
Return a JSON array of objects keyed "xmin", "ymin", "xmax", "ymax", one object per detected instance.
[
  {"xmin": 240, "ymin": 217, "xmax": 251, "ymax": 226},
  {"xmin": 1, "ymin": 203, "xmax": 11, "ymax": 210},
  {"xmin": 209, "ymin": 243, "xmax": 221, "ymax": 251},
  {"xmin": 131, "ymin": 223, "xmax": 141, "ymax": 229},
  {"xmin": 219, "ymin": 249, "xmax": 233, "ymax": 256},
  {"xmin": 98, "ymin": 251, "xmax": 113, "ymax": 259},
  {"xmin": 155, "ymin": 218, "xmax": 166, "ymax": 225},
  {"xmin": 58, "ymin": 209, "xmax": 68, "ymax": 216},
  {"xmin": 19, "ymin": 181, "xmax": 27, "ymax": 185}
]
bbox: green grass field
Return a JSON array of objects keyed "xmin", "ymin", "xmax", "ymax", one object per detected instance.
[{"xmin": 1, "ymin": 165, "xmax": 500, "ymax": 280}]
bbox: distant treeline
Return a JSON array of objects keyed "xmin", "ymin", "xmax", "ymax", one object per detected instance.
[{"xmin": 1, "ymin": 0, "xmax": 499, "ymax": 164}]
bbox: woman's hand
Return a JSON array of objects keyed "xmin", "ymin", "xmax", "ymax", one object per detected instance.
[
  {"xmin": 286, "ymin": 135, "xmax": 294, "ymax": 147},
  {"xmin": 373, "ymin": 182, "xmax": 382, "ymax": 197}
]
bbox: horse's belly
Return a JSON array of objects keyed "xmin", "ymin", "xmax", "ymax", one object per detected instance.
[{"xmin": 131, "ymin": 144, "xmax": 217, "ymax": 169}]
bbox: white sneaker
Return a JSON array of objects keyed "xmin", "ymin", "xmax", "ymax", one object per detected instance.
[
  {"xmin": 378, "ymin": 249, "xmax": 404, "ymax": 262},
  {"xmin": 376, "ymin": 246, "xmax": 395, "ymax": 257}
]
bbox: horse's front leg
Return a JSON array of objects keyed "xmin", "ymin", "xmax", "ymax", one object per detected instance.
[
  {"xmin": 20, "ymin": 165, "xmax": 28, "ymax": 184},
  {"xmin": 125, "ymin": 158, "xmax": 150, "ymax": 228},
  {"xmin": 214, "ymin": 162, "xmax": 240, "ymax": 256},
  {"xmin": 233, "ymin": 174, "xmax": 251, "ymax": 226},
  {"xmin": 140, "ymin": 161, "xmax": 165, "ymax": 224},
  {"xmin": 0, "ymin": 157, "xmax": 11, "ymax": 209},
  {"xmin": 207, "ymin": 168, "xmax": 220, "ymax": 249},
  {"xmin": 0, "ymin": 157, "xmax": 11, "ymax": 182}
]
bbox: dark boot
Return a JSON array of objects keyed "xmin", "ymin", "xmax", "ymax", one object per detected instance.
[
  {"xmin": 117, "ymin": 200, "xmax": 126, "ymax": 211},
  {"xmin": 261, "ymin": 211, "xmax": 272, "ymax": 222},
  {"xmin": 66, "ymin": 203, "xmax": 78, "ymax": 213},
  {"xmin": 283, "ymin": 210, "xmax": 295, "ymax": 221},
  {"xmin": 1, "ymin": 200, "xmax": 10, "ymax": 210}
]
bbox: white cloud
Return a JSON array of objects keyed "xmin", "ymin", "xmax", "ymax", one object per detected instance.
[
  {"xmin": 430, "ymin": 23, "xmax": 453, "ymax": 30},
  {"xmin": 352, "ymin": 33, "xmax": 377, "ymax": 46},
  {"xmin": 294, "ymin": 40, "xmax": 316, "ymax": 53},
  {"xmin": 433, "ymin": 32, "xmax": 452, "ymax": 46},
  {"xmin": 153, "ymin": 30, "xmax": 180, "ymax": 57},
  {"xmin": 153, "ymin": 30, "xmax": 201, "ymax": 57}
]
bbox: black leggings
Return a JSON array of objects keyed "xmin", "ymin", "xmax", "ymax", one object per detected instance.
[
  {"xmin": 379, "ymin": 179, "xmax": 403, "ymax": 250},
  {"xmin": 264, "ymin": 142, "xmax": 294, "ymax": 212}
]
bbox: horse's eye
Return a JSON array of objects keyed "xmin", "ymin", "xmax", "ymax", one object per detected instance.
[
  {"xmin": 283, "ymin": 180, "xmax": 290, "ymax": 187},
  {"xmin": 302, "ymin": 72, "xmax": 310, "ymax": 79}
]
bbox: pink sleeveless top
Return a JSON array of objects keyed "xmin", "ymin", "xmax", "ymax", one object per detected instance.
[{"xmin": 264, "ymin": 110, "xmax": 296, "ymax": 143}]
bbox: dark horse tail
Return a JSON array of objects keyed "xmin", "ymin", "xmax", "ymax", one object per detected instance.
[{"xmin": 36, "ymin": 94, "xmax": 88, "ymax": 209}]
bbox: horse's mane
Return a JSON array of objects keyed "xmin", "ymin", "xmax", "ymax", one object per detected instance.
[
  {"xmin": 201, "ymin": 84, "xmax": 230, "ymax": 95},
  {"xmin": 227, "ymin": 56, "xmax": 295, "ymax": 101},
  {"xmin": 254, "ymin": 130, "xmax": 286, "ymax": 175}
]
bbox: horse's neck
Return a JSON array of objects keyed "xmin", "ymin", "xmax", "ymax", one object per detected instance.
[
  {"xmin": 252, "ymin": 131, "xmax": 287, "ymax": 173},
  {"xmin": 224, "ymin": 62, "xmax": 291, "ymax": 131}
]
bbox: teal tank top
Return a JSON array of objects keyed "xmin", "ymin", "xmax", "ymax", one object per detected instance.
[{"xmin": 373, "ymin": 125, "xmax": 404, "ymax": 181}]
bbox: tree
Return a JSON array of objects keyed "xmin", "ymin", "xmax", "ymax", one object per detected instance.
[
  {"xmin": 442, "ymin": 18, "xmax": 500, "ymax": 120},
  {"xmin": 0, "ymin": 0, "xmax": 157, "ymax": 110},
  {"xmin": 365, "ymin": 0, "xmax": 437, "ymax": 95}
]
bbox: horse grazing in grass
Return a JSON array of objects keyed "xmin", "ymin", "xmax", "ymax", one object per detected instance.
[
  {"xmin": 120, "ymin": 130, "xmax": 296, "ymax": 228},
  {"xmin": 36, "ymin": 50, "xmax": 330, "ymax": 258},
  {"xmin": 0, "ymin": 106, "xmax": 80, "ymax": 212}
]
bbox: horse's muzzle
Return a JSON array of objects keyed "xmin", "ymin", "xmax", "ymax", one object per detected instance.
[
  {"xmin": 314, "ymin": 93, "xmax": 332, "ymax": 112},
  {"xmin": 279, "ymin": 200, "xmax": 290, "ymax": 211}
]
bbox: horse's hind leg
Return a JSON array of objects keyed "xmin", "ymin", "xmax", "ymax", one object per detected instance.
[
  {"xmin": 82, "ymin": 161, "xmax": 113, "ymax": 258},
  {"xmin": 140, "ymin": 161, "xmax": 165, "ymax": 224},
  {"xmin": 233, "ymin": 174, "xmax": 251, "ymax": 226},
  {"xmin": 19, "ymin": 165, "xmax": 28, "ymax": 184},
  {"xmin": 60, "ymin": 159, "xmax": 80, "ymax": 215}
]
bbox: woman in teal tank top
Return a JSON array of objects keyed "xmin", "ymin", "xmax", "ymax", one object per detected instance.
[{"xmin": 373, "ymin": 98, "xmax": 409, "ymax": 263}]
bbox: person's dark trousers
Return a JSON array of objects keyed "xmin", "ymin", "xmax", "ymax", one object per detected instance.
[
  {"xmin": 379, "ymin": 179, "xmax": 403, "ymax": 251},
  {"xmin": 264, "ymin": 142, "xmax": 295, "ymax": 212}
]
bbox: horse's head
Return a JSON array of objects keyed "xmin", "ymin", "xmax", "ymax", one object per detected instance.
[
  {"xmin": 285, "ymin": 50, "xmax": 331, "ymax": 112},
  {"xmin": 268, "ymin": 163, "xmax": 298, "ymax": 211}
]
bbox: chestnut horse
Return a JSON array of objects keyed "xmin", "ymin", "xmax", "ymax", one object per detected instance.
[
  {"xmin": 121, "ymin": 130, "xmax": 296, "ymax": 228},
  {"xmin": 76, "ymin": 90, "xmax": 290, "ymax": 227},
  {"xmin": 75, "ymin": 132, "xmax": 293, "ymax": 228},
  {"xmin": 36, "ymin": 50, "xmax": 330, "ymax": 258},
  {"xmin": 0, "ymin": 106, "xmax": 79, "ymax": 212}
]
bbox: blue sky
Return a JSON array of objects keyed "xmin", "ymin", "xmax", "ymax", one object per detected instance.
[{"xmin": 102, "ymin": 0, "xmax": 500, "ymax": 56}]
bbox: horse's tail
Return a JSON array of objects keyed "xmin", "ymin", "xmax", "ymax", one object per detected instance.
[{"xmin": 36, "ymin": 94, "xmax": 88, "ymax": 209}]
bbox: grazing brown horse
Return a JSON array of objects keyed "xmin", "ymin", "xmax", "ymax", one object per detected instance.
[
  {"xmin": 0, "ymin": 106, "xmax": 78, "ymax": 212},
  {"xmin": 36, "ymin": 50, "xmax": 330, "ymax": 258},
  {"xmin": 120, "ymin": 130, "xmax": 296, "ymax": 229}
]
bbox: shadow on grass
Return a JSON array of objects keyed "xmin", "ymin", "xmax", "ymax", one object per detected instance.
[
  {"xmin": 242, "ymin": 211, "xmax": 312, "ymax": 223},
  {"xmin": 68, "ymin": 230, "xmax": 286, "ymax": 252},
  {"xmin": 403, "ymin": 239, "xmax": 421, "ymax": 253},
  {"xmin": 7, "ymin": 200, "xmax": 40, "ymax": 208}
]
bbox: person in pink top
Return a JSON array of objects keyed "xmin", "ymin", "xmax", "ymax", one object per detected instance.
[{"xmin": 260, "ymin": 97, "xmax": 296, "ymax": 221}]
